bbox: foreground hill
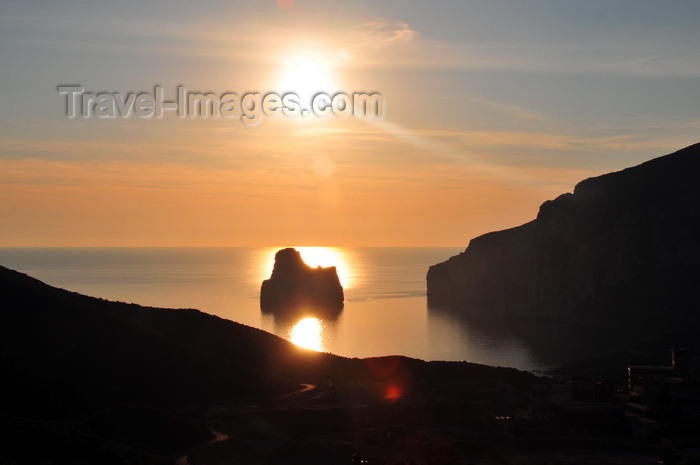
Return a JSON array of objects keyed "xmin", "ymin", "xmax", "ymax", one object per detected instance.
[
  {"xmin": 427, "ymin": 142, "xmax": 700, "ymax": 323},
  {"xmin": 0, "ymin": 265, "xmax": 536, "ymax": 463},
  {"xmin": 0, "ymin": 264, "xmax": 344, "ymax": 462},
  {"xmin": 0, "ymin": 265, "xmax": 330, "ymax": 418}
]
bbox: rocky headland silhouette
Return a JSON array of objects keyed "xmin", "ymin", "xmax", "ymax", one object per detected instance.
[
  {"xmin": 260, "ymin": 247, "xmax": 344, "ymax": 316},
  {"xmin": 427, "ymin": 142, "xmax": 700, "ymax": 324}
]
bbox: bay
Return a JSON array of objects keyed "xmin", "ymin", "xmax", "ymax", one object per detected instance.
[{"xmin": 0, "ymin": 247, "xmax": 604, "ymax": 373}]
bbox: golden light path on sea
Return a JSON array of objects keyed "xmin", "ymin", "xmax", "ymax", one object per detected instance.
[{"xmin": 289, "ymin": 317, "xmax": 324, "ymax": 352}]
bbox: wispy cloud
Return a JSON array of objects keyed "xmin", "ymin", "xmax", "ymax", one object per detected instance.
[
  {"xmin": 7, "ymin": 9, "xmax": 698, "ymax": 80},
  {"xmin": 467, "ymin": 98, "xmax": 548, "ymax": 122}
]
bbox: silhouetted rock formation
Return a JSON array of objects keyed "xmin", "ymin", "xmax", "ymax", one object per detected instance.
[
  {"xmin": 261, "ymin": 248, "xmax": 344, "ymax": 313},
  {"xmin": 427, "ymin": 142, "xmax": 700, "ymax": 322}
]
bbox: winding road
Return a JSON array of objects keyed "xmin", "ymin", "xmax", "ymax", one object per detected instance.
[{"xmin": 175, "ymin": 380, "xmax": 328, "ymax": 465}]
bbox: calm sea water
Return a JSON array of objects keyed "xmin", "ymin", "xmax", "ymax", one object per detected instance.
[{"xmin": 0, "ymin": 247, "xmax": 620, "ymax": 373}]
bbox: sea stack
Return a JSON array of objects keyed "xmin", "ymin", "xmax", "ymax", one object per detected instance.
[{"xmin": 261, "ymin": 248, "xmax": 344, "ymax": 312}]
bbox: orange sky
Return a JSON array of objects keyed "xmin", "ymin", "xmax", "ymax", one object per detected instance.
[{"xmin": 1, "ymin": 1, "xmax": 699, "ymax": 246}]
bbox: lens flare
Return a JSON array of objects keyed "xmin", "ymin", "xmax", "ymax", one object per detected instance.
[{"xmin": 385, "ymin": 384, "xmax": 403, "ymax": 401}]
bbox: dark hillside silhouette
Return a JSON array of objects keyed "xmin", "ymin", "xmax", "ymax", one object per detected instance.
[
  {"xmin": 1, "ymin": 265, "xmax": 536, "ymax": 463},
  {"xmin": 428, "ymin": 142, "xmax": 700, "ymax": 324},
  {"xmin": 0, "ymin": 265, "xmax": 327, "ymax": 417}
]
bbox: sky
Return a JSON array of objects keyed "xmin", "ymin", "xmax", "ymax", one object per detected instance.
[{"xmin": 1, "ymin": 0, "xmax": 699, "ymax": 246}]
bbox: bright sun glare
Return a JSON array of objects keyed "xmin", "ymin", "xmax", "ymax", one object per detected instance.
[
  {"xmin": 279, "ymin": 53, "xmax": 335, "ymax": 103},
  {"xmin": 295, "ymin": 246, "xmax": 339, "ymax": 268},
  {"xmin": 290, "ymin": 317, "xmax": 324, "ymax": 351},
  {"xmin": 261, "ymin": 246, "xmax": 352, "ymax": 289},
  {"xmin": 296, "ymin": 247, "xmax": 351, "ymax": 288}
]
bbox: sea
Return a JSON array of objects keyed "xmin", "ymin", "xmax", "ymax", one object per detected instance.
[{"xmin": 0, "ymin": 247, "xmax": 622, "ymax": 373}]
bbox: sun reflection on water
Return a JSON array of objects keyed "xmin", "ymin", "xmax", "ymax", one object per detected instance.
[{"xmin": 290, "ymin": 317, "xmax": 324, "ymax": 351}]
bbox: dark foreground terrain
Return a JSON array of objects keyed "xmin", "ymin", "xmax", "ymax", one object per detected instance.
[{"xmin": 2, "ymin": 266, "xmax": 700, "ymax": 464}]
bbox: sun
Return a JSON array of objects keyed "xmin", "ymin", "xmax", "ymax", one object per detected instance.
[{"xmin": 278, "ymin": 52, "xmax": 336, "ymax": 103}]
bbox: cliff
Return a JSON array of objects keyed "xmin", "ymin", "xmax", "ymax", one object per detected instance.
[
  {"xmin": 427, "ymin": 142, "xmax": 700, "ymax": 322},
  {"xmin": 261, "ymin": 247, "xmax": 344, "ymax": 313}
]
